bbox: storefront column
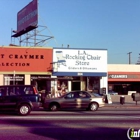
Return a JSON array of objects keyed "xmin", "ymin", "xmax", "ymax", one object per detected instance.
[
  {"xmin": 80, "ymin": 77, "xmax": 86, "ymax": 91},
  {"xmin": 0, "ymin": 74, "xmax": 3, "ymax": 85},
  {"xmin": 51, "ymin": 76, "xmax": 57, "ymax": 91},
  {"xmin": 68, "ymin": 81, "xmax": 71, "ymax": 92},
  {"xmin": 100, "ymin": 76, "xmax": 108, "ymax": 94},
  {"xmin": 25, "ymin": 75, "xmax": 31, "ymax": 85}
]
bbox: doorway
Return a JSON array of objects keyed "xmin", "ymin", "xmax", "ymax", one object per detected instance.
[{"xmin": 72, "ymin": 82, "xmax": 80, "ymax": 91}]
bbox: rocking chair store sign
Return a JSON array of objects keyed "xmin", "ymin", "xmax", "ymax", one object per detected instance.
[{"xmin": 53, "ymin": 49, "xmax": 107, "ymax": 73}]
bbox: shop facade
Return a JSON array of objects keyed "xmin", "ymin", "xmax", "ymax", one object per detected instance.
[
  {"xmin": 0, "ymin": 46, "xmax": 108, "ymax": 96},
  {"xmin": 2, "ymin": 47, "xmax": 140, "ymax": 96},
  {"xmin": 52, "ymin": 48, "xmax": 108, "ymax": 96},
  {"xmin": 0, "ymin": 46, "xmax": 53, "ymax": 92},
  {"xmin": 108, "ymin": 64, "xmax": 140, "ymax": 95}
]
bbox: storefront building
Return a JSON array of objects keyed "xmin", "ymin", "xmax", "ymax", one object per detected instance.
[
  {"xmin": 0, "ymin": 46, "xmax": 108, "ymax": 95},
  {"xmin": 0, "ymin": 46, "xmax": 53, "ymax": 92},
  {"xmin": 1, "ymin": 47, "xmax": 140, "ymax": 96},
  {"xmin": 108, "ymin": 64, "xmax": 140, "ymax": 95},
  {"xmin": 51, "ymin": 48, "xmax": 108, "ymax": 95}
]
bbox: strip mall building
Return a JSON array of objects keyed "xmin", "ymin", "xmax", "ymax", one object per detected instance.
[{"xmin": 0, "ymin": 46, "xmax": 140, "ymax": 95}]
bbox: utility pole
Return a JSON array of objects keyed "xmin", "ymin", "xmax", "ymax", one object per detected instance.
[
  {"xmin": 127, "ymin": 52, "xmax": 132, "ymax": 64},
  {"xmin": 136, "ymin": 53, "xmax": 140, "ymax": 64}
]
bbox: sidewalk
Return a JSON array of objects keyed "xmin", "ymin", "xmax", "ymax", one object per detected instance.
[
  {"xmin": 105, "ymin": 102, "xmax": 140, "ymax": 108},
  {"xmin": 104, "ymin": 95, "xmax": 140, "ymax": 108}
]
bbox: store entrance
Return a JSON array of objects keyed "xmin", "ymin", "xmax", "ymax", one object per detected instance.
[
  {"xmin": 31, "ymin": 75, "xmax": 51, "ymax": 92},
  {"xmin": 31, "ymin": 79, "xmax": 47, "ymax": 91},
  {"xmin": 37, "ymin": 79, "xmax": 47, "ymax": 91},
  {"xmin": 72, "ymin": 82, "xmax": 80, "ymax": 91}
]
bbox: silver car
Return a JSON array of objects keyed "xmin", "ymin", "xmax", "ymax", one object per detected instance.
[{"xmin": 43, "ymin": 91, "xmax": 105, "ymax": 111}]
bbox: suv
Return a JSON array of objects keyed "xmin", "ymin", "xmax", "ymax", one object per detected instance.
[{"xmin": 0, "ymin": 85, "xmax": 41, "ymax": 116}]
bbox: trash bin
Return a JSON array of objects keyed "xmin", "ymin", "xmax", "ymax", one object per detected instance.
[
  {"xmin": 120, "ymin": 96, "xmax": 125, "ymax": 105},
  {"xmin": 131, "ymin": 93, "xmax": 135, "ymax": 101},
  {"xmin": 104, "ymin": 95, "xmax": 108, "ymax": 103}
]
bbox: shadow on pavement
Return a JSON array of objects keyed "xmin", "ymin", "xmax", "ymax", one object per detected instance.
[{"xmin": 0, "ymin": 118, "xmax": 134, "ymax": 140}]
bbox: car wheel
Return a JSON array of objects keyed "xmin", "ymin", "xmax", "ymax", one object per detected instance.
[
  {"xmin": 49, "ymin": 103, "xmax": 59, "ymax": 111},
  {"xmin": 89, "ymin": 102, "xmax": 98, "ymax": 111},
  {"xmin": 18, "ymin": 104, "xmax": 31, "ymax": 116}
]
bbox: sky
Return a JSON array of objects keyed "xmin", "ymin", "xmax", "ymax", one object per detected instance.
[{"xmin": 0, "ymin": 0, "xmax": 140, "ymax": 64}]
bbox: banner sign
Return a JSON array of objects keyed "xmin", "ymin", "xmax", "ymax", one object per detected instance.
[{"xmin": 53, "ymin": 49, "xmax": 107, "ymax": 73}]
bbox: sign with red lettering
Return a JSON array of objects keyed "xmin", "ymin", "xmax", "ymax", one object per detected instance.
[{"xmin": 0, "ymin": 47, "xmax": 52, "ymax": 72}]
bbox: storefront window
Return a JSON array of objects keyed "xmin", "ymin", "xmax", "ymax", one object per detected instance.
[
  {"xmin": 57, "ymin": 80, "xmax": 68, "ymax": 95},
  {"xmin": 87, "ymin": 77, "xmax": 100, "ymax": 93},
  {"xmin": 57, "ymin": 79, "xmax": 68, "ymax": 96},
  {"xmin": 31, "ymin": 75, "xmax": 51, "ymax": 91},
  {"xmin": 4, "ymin": 75, "xmax": 24, "ymax": 85}
]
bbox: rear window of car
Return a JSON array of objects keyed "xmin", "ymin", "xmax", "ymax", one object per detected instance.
[
  {"xmin": 0, "ymin": 86, "xmax": 35, "ymax": 96},
  {"xmin": 0, "ymin": 87, "xmax": 6, "ymax": 96}
]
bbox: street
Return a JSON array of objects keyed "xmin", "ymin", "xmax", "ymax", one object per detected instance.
[{"xmin": 0, "ymin": 108, "xmax": 140, "ymax": 140}]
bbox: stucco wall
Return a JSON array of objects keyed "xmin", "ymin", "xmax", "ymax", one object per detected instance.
[{"xmin": 108, "ymin": 64, "xmax": 140, "ymax": 72}]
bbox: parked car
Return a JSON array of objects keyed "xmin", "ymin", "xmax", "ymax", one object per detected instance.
[
  {"xmin": 108, "ymin": 90, "xmax": 118, "ymax": 95},
  {"xmin": 0, "ymin": 85, "xmax": 42, "ymax": 116},
  {"xmin": 43, "ymin": 90, "xmax": 105, "ymax": 111}
]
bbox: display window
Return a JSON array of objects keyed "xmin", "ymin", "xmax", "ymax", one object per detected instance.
[
  {"xmin": 4, "ymin": 75, "xmax": 24, "ymax": 85},
  {"xmin": 87, "ymin": 77, "xmax": 100, "ymax": 93},
  {"xmin": 57, "ymin": 80, "xmax": 68, "ymax": 96},
  {"xmin": 31, "ymin": 75, "xmax": 51, "ymax": 91}
]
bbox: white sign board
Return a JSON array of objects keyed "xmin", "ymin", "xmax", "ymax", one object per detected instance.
[
  {"xmin": 53, "ymin": 49, "xmax": 107, "ymax": 73},
  {"xmin": 128, "ymin": 91, "xmax": 136, "ymax": 96},
  {"xmin": 106, "ymin": 94, "xmax": 112, "ymax": 104}
]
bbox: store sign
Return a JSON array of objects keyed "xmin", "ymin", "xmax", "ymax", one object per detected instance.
[
  {"xmin": 4, "ymin": 75, "xmax": 24, "ymax": 81},
  {"xmin": 0, "ymin": 47, "xmax": 52, "ymax": 72},
  {"xmin": 109, "ymin": 75, "xmax": 128, "ymax": 78},
  {"xmin": 53, "ymin": 49, "xmax": 107, "ymax": 73},
  {"xmin": 31, "ymin": 75, "xmax": 50, "ymax": 80},
  {"xmin": 17, "ymin": 0, "xmax": 38, "ymax": 33},
  {"xmin": 0, "ymin": 54, "xmax": 44, "ymax": 67}
]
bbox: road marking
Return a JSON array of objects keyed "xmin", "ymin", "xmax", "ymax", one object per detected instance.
[{"xmin": 0, "ymin": 115, "xmax": 140, "ymax": 120}]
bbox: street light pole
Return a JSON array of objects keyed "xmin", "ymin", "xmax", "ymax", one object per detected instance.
[{"xmin": 127, "ymin": 52, "xmax": 132, "ymax": 64}]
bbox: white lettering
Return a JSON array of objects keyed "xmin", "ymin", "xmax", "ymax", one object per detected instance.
[{"xmin": 110, "ymin": 75, "xmax": 127, "ymax": 78}]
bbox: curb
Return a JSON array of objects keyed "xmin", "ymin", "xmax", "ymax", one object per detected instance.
[{"xmin": 104, "ymin": 103, "xmax": 140, "ymax": 108}]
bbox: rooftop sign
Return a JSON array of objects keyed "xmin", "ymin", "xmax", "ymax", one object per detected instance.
[{"xmin": 17, "ymin": 0, "xmax": 38, "ymax": 33}]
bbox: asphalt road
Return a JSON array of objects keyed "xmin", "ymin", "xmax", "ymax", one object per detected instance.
[{"xmin": 0, "ymin": 108, "xmax": 140, "ymax": 140}]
